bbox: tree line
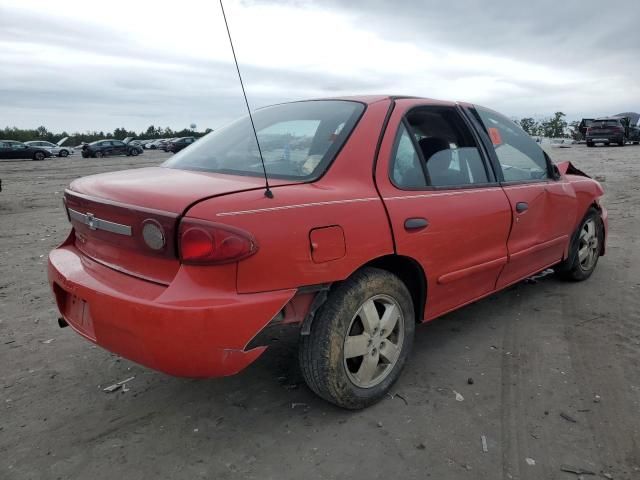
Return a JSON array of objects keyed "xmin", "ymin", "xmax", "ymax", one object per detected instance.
[
  {"xmin": 514, "ymin": 112, "xmax": 582, "ymax": 140},
  {"xmin": 3, "ymin": 114, "xmax": 582, "ymax": 145},
  {"xmin": 0, "ymin": 125, "xmax": 213, "ymax": 145}
]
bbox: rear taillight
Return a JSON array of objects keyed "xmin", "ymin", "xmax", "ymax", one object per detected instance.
[{"xmin": 178, "ymin": 219, "xmax": 258, "ymax": 265}]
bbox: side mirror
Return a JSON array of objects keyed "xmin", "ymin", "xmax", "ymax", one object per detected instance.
[{"xmin": 551, "ymin": 164, "xmax": 561, "ymax": 179}]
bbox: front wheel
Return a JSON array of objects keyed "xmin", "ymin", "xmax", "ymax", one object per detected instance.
[
  {"xmin": 555, "ymin": 208, "xmax": 603, "ymax": 281},
  {"xmin": 130, "ymin": 149, "xmax": 139, "ymax": 156},
  {"xmin": 586, "ymin": 141, "xmax": 594, "ymax": 147},
  {"xmin": 33, "ymin": 151, "xmax": 45, "ymax": 161},
  {"xmin": 299, "ymin": 268, "xmax": 415, "ymax": 409},
  {"xmin": 59, "ymin": 150, "xmax": 69, "ymax": 157},
  {"xmin": 94, "ymin": 151, "xmax": 104, "ymax": 158}
]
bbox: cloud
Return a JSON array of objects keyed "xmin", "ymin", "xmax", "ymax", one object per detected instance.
[{"xmin": 0, "ymin": 0, "xmax": 638, "ymax": 132}]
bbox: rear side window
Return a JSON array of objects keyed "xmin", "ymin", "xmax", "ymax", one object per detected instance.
[
  {"xmin": 164, "ymin": 101, "xmax": 365, "ymax": 180},
  {"xmin": 390, "ymin": 106, "xmax": 490, "ymax": 188},
  {"xmin": 474, "ymin": 107, "xmax": 548, "ymax": 182},
  {"xmin": 391, "ymin": 124, "xmax": 427, "ymax": 188}
]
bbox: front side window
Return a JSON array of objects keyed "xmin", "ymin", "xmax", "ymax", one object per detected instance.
[
  {"xmin": 474, "ymin": 107, "xmax": 548, "ymax": 182},
  {"xmin": 164, "ymin": 100, "xmax": 364, "ymax": 180}
]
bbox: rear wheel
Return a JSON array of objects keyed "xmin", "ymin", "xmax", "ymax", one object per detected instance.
[
  {"xmin": 555, "ymin": 208, "xmax": 603, "ymax": 281},
  {"xmin": 586, "ymin": 141, "xmax": 594, "ymax": 147},
  {"xmin": 94, "ymin": 151, "xmax": 104, "ymax": 158},
  {"xmin": 299, "ymin": 268, "xmax": 415, "ymax": 409},
  {"xmin": 619, "ymin": 139, "xmax": 625, "ymax": 146}
]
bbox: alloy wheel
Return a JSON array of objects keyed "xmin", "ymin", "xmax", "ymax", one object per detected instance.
[
  {"xmin": 343, "ymin": 294, "xmax": 404, "ymax": 388},
  {"xmin": 578, "ymin": 219, "xmax": 599, "ymax": 271}
]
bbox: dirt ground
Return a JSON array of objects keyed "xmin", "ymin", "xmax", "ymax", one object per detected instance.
[{"xmin": 1, "ymin": 145, "xmax": 639, "ymax": 480}]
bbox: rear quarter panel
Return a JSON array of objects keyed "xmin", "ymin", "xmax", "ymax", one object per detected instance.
[{"xmin": 185, "ymin": 99, "xmax": 395, "ymax": 294}]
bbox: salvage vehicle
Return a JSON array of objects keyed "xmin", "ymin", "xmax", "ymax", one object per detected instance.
[
  {"xmin": 585, "ymin": 117, "xmax": 627, "ymax": 147},
  {"xmin": 0, "ymin": 140, "xmax": 52, "ymax": 160},
  {"xmin": 25, "ymin": 138, "xmax": 74, "ymax": 157},
  {"xmin": 81, "ymin": 139, "xmax": 144, "ymax": 158},
  {"xmin": 48, "ymin": 96, "xmax": 607, "ymax": 409},
  {"xmin": 166, "ymin": 136, "xmax": 196, "ymax": 153}
]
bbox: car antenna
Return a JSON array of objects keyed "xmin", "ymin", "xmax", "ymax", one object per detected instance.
[{"xmin": 219, "ymin": 0, "xmax": 273, "ymax": 199}]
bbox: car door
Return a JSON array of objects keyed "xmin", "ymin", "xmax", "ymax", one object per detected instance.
[
  {"xmin": 0, "ymin": 142, "xmax": 11, "ymax": 159},
  {"xmin": 467, "ymin": 106, "xmax": 575, "ymax": 289},
  {"xmin": 9, "ymin": 142, "xmax": 29, "ymax": 159},
  {"xmin": 110, "ymin": 141, "xmax": 125, "ymax": 155},
  {"xmin": 376, "ymin": 100, "xmax": 512, "ymax": 321}
]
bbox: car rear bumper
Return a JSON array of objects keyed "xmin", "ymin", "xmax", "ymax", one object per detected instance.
[
  {"xmin": 48, "ymin": 242, "xmax": 296, "ymax": 378},
  {"xmin": 586, "ymin": 135, "xmax": 623, "ymax": 143}
]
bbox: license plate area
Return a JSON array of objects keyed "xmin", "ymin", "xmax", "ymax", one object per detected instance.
[{"xmin": 64, "ymin": 293, "xmax": 96, "ymax": 340}]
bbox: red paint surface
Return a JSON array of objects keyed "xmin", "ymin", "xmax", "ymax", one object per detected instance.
[{"xmin": 48, "ymin": 95, "xmax": 607, "ymax": 378}]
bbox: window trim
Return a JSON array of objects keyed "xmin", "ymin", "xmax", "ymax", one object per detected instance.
[{"xmin": 388, "ymin": 105, "xmax": 499, "ymax": 191}]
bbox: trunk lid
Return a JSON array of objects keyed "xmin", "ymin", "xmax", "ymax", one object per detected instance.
[{"xmin": 66, "ymin": 166, "xmax": 285, "ymax": 284}]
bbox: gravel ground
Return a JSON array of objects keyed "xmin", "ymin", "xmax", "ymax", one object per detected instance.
[{"xmin": 1, "ymin": 145, "xmax": 639, "ymax": 480}]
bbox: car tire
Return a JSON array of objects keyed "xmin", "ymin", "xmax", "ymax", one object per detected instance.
[
  {"xmin": 33, "ymin": 151, "xmax": 45, "ymax": 161},
  {"xmin": 130, "ymin": 149, "xmax": 139, "ymax": 156},
  {"xmin": 59, "ymin": 150, "xmax": 69, "ymax": 157},
  {"xmin": 555, "ymin": 207, "xmax": 603, "ymax": 282},
  {"xmin": 619, "ymin": 139, "xmax": 625, "ymax": 146},
  {"xmin": 299, "ymin": 267, "xmax": 415, "ymax": 409},
  {"xmin": 94, "ymin": 151, "xmax": 104, "ymax": 159},
  {"xmin": 586, "ymin": 141, "xmax": 594, "ymax": 147}
]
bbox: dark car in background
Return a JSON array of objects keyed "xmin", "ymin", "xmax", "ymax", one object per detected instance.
[
  {"xmin": 166, "ymin": 137, "xmax": 196, "ymax": 153},
  {"xmin": 0, "ymin": 140, "xmax": 53, "ymax": 160},
  {"xmin": 81, "ymin": 140, "xmax": 144, "ymax": 158},
  {"xmin": 586, "ymin": 118, "xmax": 627, "ymax": 147}
]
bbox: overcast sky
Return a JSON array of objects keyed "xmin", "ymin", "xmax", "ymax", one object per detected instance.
[{"xmin": 1, "ymin": 0, "xmax": 638, "ymax": 133}]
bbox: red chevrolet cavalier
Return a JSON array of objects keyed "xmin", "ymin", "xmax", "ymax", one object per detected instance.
[{"xmin": 48, "ymin": 96, "xmax": 607, "ymax": 408}]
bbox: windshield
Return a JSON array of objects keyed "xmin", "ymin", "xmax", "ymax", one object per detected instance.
[{"xmin": 164, "ymin": 100, "xmax": 365, "ymax": 180}]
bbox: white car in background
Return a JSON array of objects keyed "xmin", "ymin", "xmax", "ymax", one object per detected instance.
[{"xmin": 24, "ymin": 137, "xmax": 74, "ymax": 157}]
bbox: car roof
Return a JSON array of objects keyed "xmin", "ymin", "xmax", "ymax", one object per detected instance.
[
  {"xmin": 275, "ymin": 95, "xmax": 456, "ymax": 106},
  {"xmin": 593, "ymin": 117, "xmax": 621, "ymax": 121}
]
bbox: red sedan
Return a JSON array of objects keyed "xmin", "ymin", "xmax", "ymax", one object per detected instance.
[{"xmin": 48, "ymin": 96, "xmax": 607, "ymax": 409}]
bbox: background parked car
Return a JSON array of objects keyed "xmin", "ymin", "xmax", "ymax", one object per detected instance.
[
  {"xmin": 166, "ymin": 136, "xmax": 196, "ymax": 153},
  {"xmin": 0, "ymin": 140, "xmax": 52, "ymax": 160},
  {"xmin": 81, "ymin": 140, "xmax": 144, "ymax": 158},
  {"xmin": 585, "ymin": 117, "xmax": 627, "ymax": 147},
  {"xmin": 144, "ymin": 139, "xmax": 167, "ymax": 149},
  {"xmin": 24, "ymin": 140, "xmax": 74, "ymax": 157},
  {"xmin": 159, "ymin": 138, "xmax": 178, "ymax": 151}
]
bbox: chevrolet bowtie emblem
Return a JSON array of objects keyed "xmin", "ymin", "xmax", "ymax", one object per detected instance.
[{"xmin": 86, "ymin": 213, "xmax": 97, "ymax": 230}]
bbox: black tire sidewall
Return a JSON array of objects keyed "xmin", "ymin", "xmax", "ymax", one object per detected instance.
[
  {"xmin": 562, "ymin": 208, "xmax": 603, "ymax": 281},
  {"xmin": 302, "ymin": 268, "xmax": 415, "ymax": 409}
]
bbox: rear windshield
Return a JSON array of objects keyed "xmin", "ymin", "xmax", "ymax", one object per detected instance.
[
  {"xmin": 164, "ymin": 100, "xmax": 365, "ymax": 180},
  {"xmin": 592, "ymin": 120, "xmax": 620, "ymax": 127}
]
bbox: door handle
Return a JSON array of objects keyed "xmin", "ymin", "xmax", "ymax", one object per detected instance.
[
  {"xmin": 404, "ymin": 217, "xmax": 429, "ymax": 231},
  {"xmin": 515, "ymin": 202, "xmax": 529, "ymax": 213}
]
